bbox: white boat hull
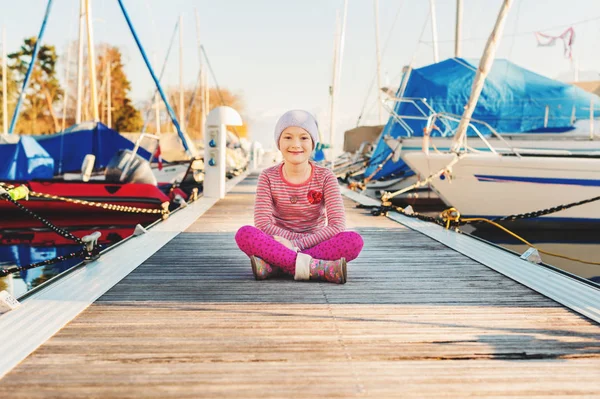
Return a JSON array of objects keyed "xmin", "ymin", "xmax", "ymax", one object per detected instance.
[
  {"xmin": 399, "ymin": 135, "xmax": 600, "ymax": 156},
  {"xmin": 402, "ymin": 152, "xmax": 600, "ymax": 222}
]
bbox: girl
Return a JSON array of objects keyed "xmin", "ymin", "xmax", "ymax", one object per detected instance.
[{"xmin": 235, "ymin": 110, "xmax": 364, "ymax": 284}]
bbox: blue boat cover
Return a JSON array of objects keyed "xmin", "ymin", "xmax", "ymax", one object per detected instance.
[
  {"xmin": 367, "ymin": 58, "xmax": 600, "ymax": 180},
  {"xmin": 0, "ymin": 135, "xmax": 54, "ymax": 180},
  {"xmin": 34, "ymin": 122, "xmax": 151, "ymax": 175}
]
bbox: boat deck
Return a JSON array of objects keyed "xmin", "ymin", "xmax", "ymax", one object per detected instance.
[{"xmin": 0, "ymin": 172, "xmax": 599, "ymax": 398}]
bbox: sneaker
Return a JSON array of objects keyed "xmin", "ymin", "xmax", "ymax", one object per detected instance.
[{"xmin": 250, "ymin": 256, "xmax": 277, "ymax": 280}]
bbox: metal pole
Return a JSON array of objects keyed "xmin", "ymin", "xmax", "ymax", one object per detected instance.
[
  {"xmin": 61, "ymin": 42, "xmax": 73, "ymax": 131},
  {"xmin": 330, "ymin": 0, "xmax": 348, "ymax": 167},
  {"xmin": 8, "ymin": 0, "xmax": 54, "ymax": 133},
  {"xmin": 75, "ymin": 0, "xmax": 84, "ymax": 123},
  {"xmin": 374, "ymin": 0, "xmax": 383, "ymax": 124},
  {"xmin": 2, "ymin": 27, "xmax": 8, "ymax": 134},
  {"xmin": 328, "ymin": 11, "xmax": 340, "ymax": 151},
  {"xmin": 590, "ymin": 97, "xmax": 594, "ymax": 139},
  {"xmin": 116, "ymin": 0, "xmax": 196, "ymax": 156},
  {"xmin": 179, "ymin": 14, "xmax": 185, "ymax": 131},
  {"xmin": 107, "ymin": 61, "xmax": 111, "ymax": 128},
  {"xmin": 455, "ymin": 0, "xmax": 462, "ymax": 57},
  {"xmin": 429, "ymin": 0, "xmax": 439, "ymax": 63},
  {"xmin": 194, "ymin": 8, "xmax": 205, "ymax": 139},
  {"xmin": 85, "ymin": 0, "xmax": 99, "ymax": 121},
  {"xmin": 452, "ymin": 0, "xmax": 513, "ymax": 151}
]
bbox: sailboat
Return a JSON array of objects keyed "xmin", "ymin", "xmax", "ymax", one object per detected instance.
[
  {"xmin": 400, "ymin": 0, "xmax": 600, "ymax": 226},
  {"xmin": 346, "ymin": 1, "xmax": 600, "ymax": 205}
]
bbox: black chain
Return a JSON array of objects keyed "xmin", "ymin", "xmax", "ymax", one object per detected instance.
[
  {"xmin": 362, "ymin": 194, "xmax": 600, "ymax": 229},
  {"xmin": 0, "ymin": 249, "xmax": 91, "ymax": 277},
  {"xmin": 489, "ymin": 195, "xmax": 600, "ymax": 223},
  {"xmin": 1, "ymin": 192, "xmax": 83, "ymax": 245}
]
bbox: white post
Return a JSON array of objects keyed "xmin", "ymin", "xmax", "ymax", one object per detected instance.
[
  {"xmin": 374, "ymin": 0, "xmax": 384, "ymax": 124},
  {"xmin": 85, "ymin": 0, "xmax": 99, "ymax": 121},
  {"xmin": 455, "ymin": 0, "xmax": 462, "ymax": 57},
  {"xmin": 75, "ymin": 0, "xmax": 85, "ymax": 124},
  {"xmin": 451, "ymin": 0, "xmax": 513, "ymax": 151},
  {"xmin": 429, "ymin": 0, "xmax": 439, "ymax": 63},
  {"xmin": 107, "ymin": 61, "xmax": 111, "ymax": 128},
  {"xmin": 61, "ymin": 43, "xmax": 73, "ymax": 132},
  {"xmin": 2, "ymin": 27, "xmax": 7, "ymax": 135},
  {"xmin": 205, "ymin": 106, "xmax": 243, "ymax": 199},
  {"xmin": 179, "ymin": 14, "xmax": 185, "ymax": 131}
]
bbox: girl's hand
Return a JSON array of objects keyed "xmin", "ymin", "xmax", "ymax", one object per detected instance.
[{"xmin": 273, "ymin": 235, "xmax": 295, "ymax": 250}]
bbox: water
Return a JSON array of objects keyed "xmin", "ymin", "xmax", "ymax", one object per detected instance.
[
  {"xmin": 0, "ymin": 214, "xmax": 160, "ymax": 299},
  {"xmin": 463, "ymin": 225, "xmax": 600, "ymax": 285}
]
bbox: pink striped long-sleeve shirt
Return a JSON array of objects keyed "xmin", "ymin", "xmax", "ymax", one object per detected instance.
[{"xmin": 254, "ymin": 162, "xmax": 346, "ymax": 250}]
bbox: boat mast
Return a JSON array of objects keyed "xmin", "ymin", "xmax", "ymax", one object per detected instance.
[
  {"xmin": 195, "ymin": 8, "xmax": 205, "ymax": 139},
  {"xmin": 2, "ymin": 27, "xmax": 7, "ymax": 135},
  {"xmin": 61, "ymin": 43, "xmax": 73, "ymax": 131},
  {"xmin": 8, "ymin": 0, "xmax": 54, "ymax": 133},
  {"xmin": 455, "ymin": 0, "xmax": 462, "ymax": 57},
  {"xmin": 451, "ymin": 0, "xmax": 513, "ymax": 152},
  {"xmin": 328, "ymin": 11, "xmax": 340, "ymax": 149},
  {"xmin": 75, "ymin": 0, "xmax": 84, "ymax": 124},
  {"xmin": 85, "ymin": 0, "xmax": 99, "ymax": 121},
  {"xmin": 329, "ymin": 0, "xmax": 348, "ymax": 167},
  {"xmin": 107, "ymin": 60, "xmax": 111, "ymax": 128},
  {"xmin": 116, "ymin": 0, "xmax": 197, "ymax": 157},
  {"xmin": 429, "ymin": 0, "xmax": 439, "ymax": 63},
  {"xmin": 374, "ymin": 0, "xmax": 383, "ymax": 124},
  {"xmin": 179, "ymin": 14, "xmax": 185, "ymax": 132}
]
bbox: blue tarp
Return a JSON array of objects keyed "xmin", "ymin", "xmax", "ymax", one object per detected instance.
[
  {"xmin": 366, "ymin": 58, "xmax": 600, "ymax": 180},
  {"xmin": 34, "ymin": 121, "xmax": 151, "ymax": 175},
  {"xmin": 0, "ymin": 135, "xmax": 54, "ymax": 180}
]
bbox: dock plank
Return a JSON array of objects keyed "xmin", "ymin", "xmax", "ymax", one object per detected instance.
[{"xmin": 0, "ymin": 173, "xmax": 599, "ymax": 398}]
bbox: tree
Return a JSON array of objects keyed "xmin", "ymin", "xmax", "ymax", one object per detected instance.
[
  {"xmin": 96, "ymin": 45, "xmax": 142, "ymax": 132},
  {"xmin": 62, "ymin": 43, "xmax": 142, "ymax": 132},
  {"xmin": 146, "ymin": 86, "xmax": 248, "ymax": 139},
  {"xmin": 9, "ymin": 37, "xmax": 62, "ymax": 134}
]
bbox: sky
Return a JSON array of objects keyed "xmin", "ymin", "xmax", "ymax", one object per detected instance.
[{"xmin": 2, "ymin": 0, "xmax": 600, "ymax": 149}]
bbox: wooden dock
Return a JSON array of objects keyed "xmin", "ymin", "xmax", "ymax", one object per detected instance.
[{"xmin": 0, "ymin": 172, "xmax": 599, "ymax": 398}]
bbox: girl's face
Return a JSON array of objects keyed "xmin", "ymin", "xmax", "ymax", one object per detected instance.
[{"xmin": 279, "ymin": 126, "xmax": 313, "ymax": 165}]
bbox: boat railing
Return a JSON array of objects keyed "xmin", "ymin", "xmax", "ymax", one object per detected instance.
[
  {"xmin": 424, "ymin": 112, "xmax": 524, "ymax": 157},
  {"xmin": 381, "ymin": 97, "xmax": 454, "ymax": 137}
]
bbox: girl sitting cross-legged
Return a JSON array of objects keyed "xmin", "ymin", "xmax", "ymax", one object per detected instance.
[{"xmin": 235, "ymin": 109, "xmax": 364, "ymax": 284}]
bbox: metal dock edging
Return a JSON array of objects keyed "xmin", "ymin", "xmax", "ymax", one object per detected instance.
[
  {"xmin": 0, "ymin": 171, "xmax": 250, "ymax": 379},
  {"xmin": 341, "ymin": 186, "xmax": 600, "ymax": 324}
]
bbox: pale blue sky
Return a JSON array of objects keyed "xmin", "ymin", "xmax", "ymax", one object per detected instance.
[{"xmin": 3, "ymin": 0, "xmax": 600, "ymax": 147}]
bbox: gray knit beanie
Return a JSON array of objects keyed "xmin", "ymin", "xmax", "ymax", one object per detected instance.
[{"xmin": 274, "ymin": 110, "xmax": 319, "ymax": 149}]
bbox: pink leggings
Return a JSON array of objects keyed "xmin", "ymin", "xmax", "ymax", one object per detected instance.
[{"xmin": 235, "ymin": 225, "xmax": 364, "ymax": 275}]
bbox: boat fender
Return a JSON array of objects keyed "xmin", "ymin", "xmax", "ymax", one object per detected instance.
[{"xmin": 81, "ymin": 154, "xmax": 96, "ymax": 182}]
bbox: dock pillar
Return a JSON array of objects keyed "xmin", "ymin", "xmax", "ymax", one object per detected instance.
[{"xmin": 204, "ymin": 106, "xmax": 243, "ymax": 199}]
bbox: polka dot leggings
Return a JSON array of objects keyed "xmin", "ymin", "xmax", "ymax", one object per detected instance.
[{"xmin": 235, "ymin": 225, "xmax": 364, "ymax": 275}]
